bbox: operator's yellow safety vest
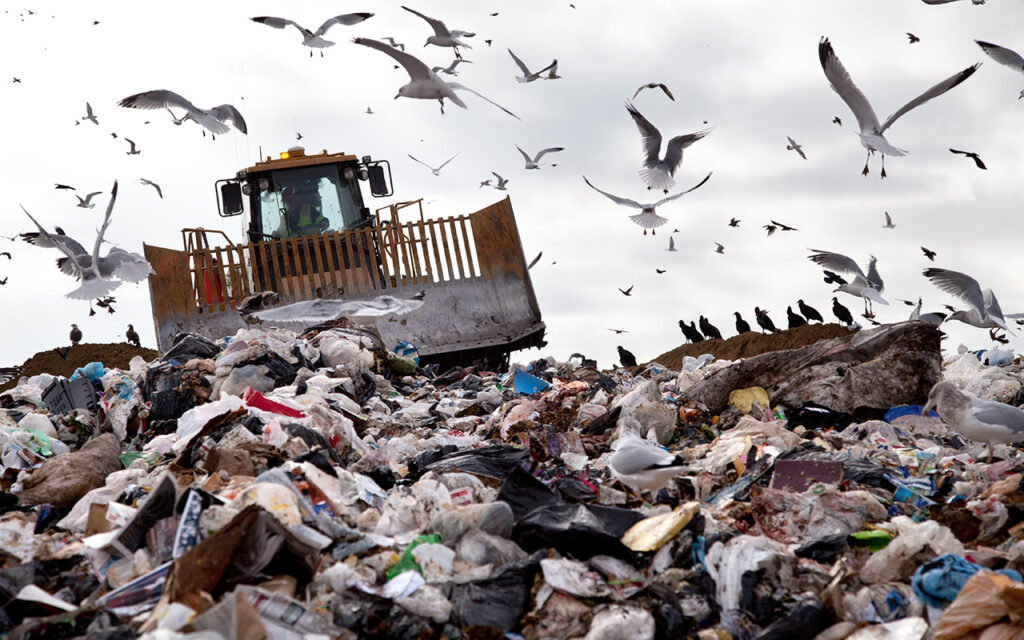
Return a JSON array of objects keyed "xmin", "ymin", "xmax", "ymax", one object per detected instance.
[{"xmin": 295, "ymin": 203, "xmax": 326, "ymax": 234}]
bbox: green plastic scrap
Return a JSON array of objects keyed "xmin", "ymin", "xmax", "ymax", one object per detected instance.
[
  {"xmin": 848, "ymin": 530, "xmax": 892, "ymax": 552},
  {"xmin": 13, "ymin": 428, "xmax": 54, "ymax": 457},
  {"xmin": 384, "ymin": 533, "xmax": 441, "ymax": 581}
]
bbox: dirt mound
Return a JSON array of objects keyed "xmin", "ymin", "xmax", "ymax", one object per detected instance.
[
  {"xmin": 1, "ymin": 343, "xmax": 160, "ymax": 393},
  {"xmin": 653, "ymin": 323, "xmax": 855, "ymax": 370}
]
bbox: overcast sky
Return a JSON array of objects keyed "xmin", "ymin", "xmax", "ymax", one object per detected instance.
[{"xmin": 2, "ymin": 0, "xmax": 1023, "ymax": 369}]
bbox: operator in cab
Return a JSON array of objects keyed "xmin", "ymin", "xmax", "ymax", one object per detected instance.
[{"xmin": 275, "ymin": 186, "xmax": 329, "ymax": 237}]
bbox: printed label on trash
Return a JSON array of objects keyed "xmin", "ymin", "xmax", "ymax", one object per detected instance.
[{"xmin": 449, "ymin": 488, "xmax": 473, "ymax": 507}]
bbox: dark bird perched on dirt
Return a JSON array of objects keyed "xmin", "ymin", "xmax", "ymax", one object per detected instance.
[
  {"xmin": 832, "ymin": 297, "xmax": 854, "ymax": 326},
  {"xmin": 678, "ymin": 320, "xmax": 704, "ymax": 343},
  {"xmin": 734, "ymin": 312, "xmax": 751, "ymax": 334},
  {"xmin": 617, "ymin": 346, "xmax": 637, "ymax": 368},
  {"xmin": 70, "ymin": 323, "xmax": 82, "ymax": 345},
  {"xmin": 787, "ymin": 306, "xmax": 807, "ymax": 328},
  {"xmin": 922, "ymin": 247, "xmax": 936, "ymax": 261},
  {"xmin": 699, "ymin": 315, "xmax": 723, "ymax": 340},
  {"xmin": 126, "ymin": 324, "xmax": 140, "ymax": 347},
  {"xmin": 798, "ymin": 299, "xmax": 824, "ymax": 323},
  {"xmin": 823, "ymin": 270, "xmax": 848, "ymax": 285},
  {"xmin": 949, "ymin": 148, "xmax": 986, "ymax": 170},
  {"xmin": 754, "ymin": 307, "xmax": 779, "ymax": 333}
]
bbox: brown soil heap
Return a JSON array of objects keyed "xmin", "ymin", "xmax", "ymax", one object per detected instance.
[
  {"xmin": 653, "ymin": 323, "xmax": 855, "ymax": 370},
  {"xmin": 1, "ymin": 343, "xmax": 160, "ymax": 393}
]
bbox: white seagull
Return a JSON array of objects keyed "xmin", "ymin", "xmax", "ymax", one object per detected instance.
[
  {"xmin": 517, "ymin": 145, "xmax": 563, "ymax": 170},
  {"xmin": 75, "ymin": 191, "xmax": 103, "ymax": 209},
  {"xmin": 250, "ymin": 14, "xmax": 374, "ymax": 56},
  {"xmin": 583, "ymin": 173, "xmax": 712, "ymax": 235},
  {"xmin": 544, "ymin": 60, "xmax": 562, "ymax": 80},
  {"xmin": 609, "ymin": 433, "xmax": 693, "ymax": 496},
  {"xmin": 20, "ymin": 182, "xmax": 154, "ymax": 300},
  {"xmin": 883, "ymin": 211, "xmax": 895, "ymax": 229},
  {"xmin": 666, "ymin": 236, "xmax": 678, "ymax": 252},
  {"xmin": 632, "ymin": 82, "xmax": 675, "ymax": 101},
  {"xmin": 380, "ymin": 36, "xmax": 405, "ymax": 51},
  {"xmin": 119, "ymin": 90, "xmax": 247, "ymax": 139},
  {"xmin": 626, "ymin": 101, "xmax": 712, "ymax": 194},
  {"xmin": 491, "ymin": 171, "xmax": 509, "ymax": 190},
  {"xmin": 923, "ymin": 267, "xmax": 1014, "ymax": 333},
  {"xmin": 138, "ymin": 178, "xmax": 163, "ymax": 199},
  {"xmin": 507, "ymin": 49, "xmax": 556, "ymax": 83},
  {"xmin": 431, "ymin": 59, "xmax": 472, "ymax": 76},
  {"xmin": 807, "ymin": 249, "xmax": 888, "ymax": 314},
  {"xmin": 407, "ymin": 151, "xmax": 460, "ymax": 176},
  {"xmin": 124, "ymin": 138, "xmax": 141, "ymax": 155},
  {"xmin": 353, "ymin": 37, "xmax": 519, "ymax": 119},
  {"xmin": 786, "ymin": 136, "xmax": 807, "ymax": 159},
  {"xmin": 401, "ymin": 5, "xmax": 474, "ymax": 59},
  {"xmin": 923, "ymin": 381, "xmax": 1024, "ymax": 465},
  {"xmin": 82, "ymin": 102, "xmax": 98, "ymax": 125},
  {"xmin": 818, "ymin": 37, "xmax": 979, "ymax": 177},
  {"xmin": 975, "ymin": 40, "xmax": 1024, "ymax": 99}
]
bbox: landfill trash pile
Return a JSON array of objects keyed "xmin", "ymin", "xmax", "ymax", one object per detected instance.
[{"xmin": 2, "ymin": 320, "xmax": 1024, "ymax": 639}]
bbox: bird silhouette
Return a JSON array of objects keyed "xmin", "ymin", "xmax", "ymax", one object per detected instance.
[
  {"xmin": 832, "ymin": 297, "xmax": 854, "ymax": 326},
  {"xmin": 949, "ymin": 148, "xmax": 987, "ymax": 170},
  {"xmin": 734, "ymin": 312, "xmax": 751, "ymax": 334},
  {"xmin": 678, "ymin": 320, "xmax": 704, "ymax": 343},
  {"xmin": 798, "ymin": 299, "xmax": 824, "ymax": 323},
  {"xmin": 755, "ymin": 307, "xmax": 779, "ymax": 333},
  {"xmin": 787, "ymin": 307, "xmax": 807, "ymax": 328},
  {"xmin": 619, "ymin": 285, "xmax": 633, "ymax": 296},
  {"xmin": 728, "ymin": 217, "xmax": 740, "ymax": 227},
  {"xmin": 699, "ymin": 316, "xmax": 723, "ymax": 340},
  {"xmin": 617, "ymin": 346, "xmax": 638, "ymax": 368},
  {"xmin": 922, "ymin": 247, "xmax": 937, "ymax": 261}
]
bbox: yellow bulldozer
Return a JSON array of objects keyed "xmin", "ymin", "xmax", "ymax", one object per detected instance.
[{"xmin": 144, "ymin": 146, "xmax": 545, "ymax": 367}]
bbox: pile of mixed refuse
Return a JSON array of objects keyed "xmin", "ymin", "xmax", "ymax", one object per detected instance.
[{"xmin": 1, "ymin": 319, "xmax": 1024, "ymax": 640}]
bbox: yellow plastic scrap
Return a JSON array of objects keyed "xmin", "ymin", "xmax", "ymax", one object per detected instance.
[
  {"xmin": 728, "ymin": 387, "xmax": 770, "ymax": 413},
  {"xmin": 621, "ymin": 501, "xmax": 700, "ymax": 552}
]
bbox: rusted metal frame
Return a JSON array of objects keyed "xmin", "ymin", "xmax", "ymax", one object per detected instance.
[
  {"xmin": 288, "ymin": 236, "xmax": 310, "ymax": 300},
  {"xmin": 395, "ymin": 222, "xmax": 415, "ymax": 287},
  {"xmin": 343, "ymin": 227, "xmax": 366, "ymax": 294},
  {"xmin": 458, "ymin": 217, "xmax": 476, "ymax": 278},
  {"xmin": 333, "ymin": 231, "xmax": 355, "ymax": 295},
  {"xmin": 357, "ymin": 227, "xmax": 383, "ymax": 292},
  {"xmin": 237, "ymin": 244, "xmax": 254, "ymax": 297},
  {"xmin": 372, "ymin": 225, "xmax": 393, "ymax": 290},
  {"xmin": 427, "ymin": 219, "xmax": 445, "ymax": 283},
  {"xmin": 385, "ymin": 223, "xmax": 404, "ymax": 285},
  {"xmin": 447, "ymin": 217, "xmax": 466, "ymax": 279},
  {"xmin": 212, "ymin": 247, "xmax": 231, "ymax": 312},
  {"xmin": 298, "ymin": 236, "xmax": 321, "ymax": 297},
  {"xmin": 414, "ymin": 218, "xmax": 434, "ymax": 283},
  {"xmin": 436, "ymin": 218, "xmax": 455, "ymax": 281}
]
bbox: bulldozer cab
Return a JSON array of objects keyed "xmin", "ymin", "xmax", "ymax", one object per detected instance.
[{"xmin": 254, "ymin": 165, "xmax": 365, "ymax": 240}]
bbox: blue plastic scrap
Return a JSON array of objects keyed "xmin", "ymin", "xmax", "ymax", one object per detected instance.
[
  {"xmin": 883, "ymin": 405, "xmax": 938, "ymax": 422},
  {"xmin": 393, "ymin": 340, "xmax": 420, "ymax": 364},
  {"xmin": 911, "ymin": 553, "xmax": 1023, "ymax": 609},
  {"xmin": 505, "ymin": 368, "xmax": 550, "ymax": 395}
]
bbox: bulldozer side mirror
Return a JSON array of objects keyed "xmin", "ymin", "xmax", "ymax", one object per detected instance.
[
  {"xmin": 219, "ymin": 181, "xmax": 244, "ymax": 217},
  {"xmin": 367, "ymin": 163, "xmax": 392, "ymax": 197}
]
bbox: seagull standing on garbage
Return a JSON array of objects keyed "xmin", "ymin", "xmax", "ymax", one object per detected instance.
[
  {"xmin": 923, "ymin": 267, "xmax": 1014, "ymax": 333},
  {"xmin": 923, "ymin": 381, "xmax": 1024, "ymax": 463},
  {"xmin": 353, "ymin": 38, "xmax": 519, "ymax": 119},
  {"xmin": 609, "ymin": 432, "xmax": 692, "ymax": 498},
  {"xmin": 582, "ymin": 173, "xmax": 712, "ymax": 235},
  {"xmin": 818, "ymin": 37, "xmax": 979, "ymax": 177},
  {"xmin": 401, "ymin": 5, "xmax": 475, "ymax": 59},
  {"xmin": 250, "ymin": 13, "xmax": 374, "ymax": 57},
  {"xmin": 808, "ymin": 249, "xmax": 888, "ymax": 316},
  {"xmin": 626, "ymin": 101, "xmax": 712, "ymax": 193}
]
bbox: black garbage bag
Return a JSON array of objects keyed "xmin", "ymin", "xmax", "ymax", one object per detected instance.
[
  {"xmin": 250, "ymin": 353, "xmax": 299, "ymax": 388},
  {"xmin": 497, "ymin": 466, "xmax": 563, "ymax": 520},
  {"xmin": 448, "ymin": 374, "xmax": 483, "ymax": 392},
  {"xmin": 843, "ymin": 458, "xmax": 895, "ymax": 489},
  {"xmin": 580, "ymin": 406, "xmax": 622, "ymax": 436},
  {"xmin": 329, "ymin": 588, "xmax": 435, "ymax": 640},
  {"xmin": 630, "ymin": 583, "xmax": 695, "ymax": 640},
  {"xmin": 447, "ymin": 552, "xmax": 544, "ymax": 631},
  {"xmin": 424, "ymin": 445, "xmax": 530, "ymax": 480},
  {"xmin": 794, "ymin": 533, "xmax": 848, "ymax": 565},
  {"xmin": 786, "ymin": 402, "xmax": 854, "ymax": 431},
  {"xmin": 405, "ymin": 445, "xmax": 460, "ymax": 480},
  {"xmin": 162, "ymin": 332, "xmax": 220, "ymax": 362},
  {"xmin": 111, "ymin": 475, "xmax": 177, "ymax": 555},
  {"xmin": 753, "ymin": 594, "xmax": 827, "ymax": 640}
]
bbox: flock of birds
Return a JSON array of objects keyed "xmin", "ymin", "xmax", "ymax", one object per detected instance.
[{"xmin": 5, "ymin": 3, "xmax": 1024, "ymax": 367}]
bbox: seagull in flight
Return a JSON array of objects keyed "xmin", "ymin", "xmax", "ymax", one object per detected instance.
[
  {"xmin": 619, "ymin": 285, "xmax": 634, "ymax": 296},
  {"xmin": 124, "ymin": 138, "xmax": 141, "ymax": 155},
  {"xmin": 771, "ymin": 220, "xmax": 798, "ymax": 231},
  {"xmin": 432, "ymin": 59, "xmax": 472, "ymax": 76},
  {"xmin": 714, "ymin": 242, "xmax": 725, "ymax": 254},
  {"xmin": 907, "ymin": 33, "xmax": 920, "ymax": 44},
  {"xmin": 583, "ymin": 173, "xmax": 712, "ymax": 235},
  {"xmin": 975, "ymin": 41, "xmax": 1024, "ymax": 98},
  {"xmin": 883, "ymin": 211, "xmax": 895, "ymax": 228},
  {"xmin": 82, "ymin": 102, "xmax": 98, "ymax": 125},
  {"xmin": 632, "ymin": 82, "xmax": 674, "ymax": 101},
  {"xmin": 729, "ymin": 217, "xmax": 740, "ymax": 227},
  {"xmin": 544, "ymin": 60, "xmax": 561, "ymax": 80},
  {"xmin": 625, "ymin": 101, "xmax": 711, "ymax": 193},
  {"xmin": 353, "ymin": 38, "xmax": 519, "ymax": 119},
  {"xmin": 380, "ymin": 36, "xmax": 405, "ymax": 51},
  {"xmin": 490, "ymin": 171, "xmax": 509, "ymax": 190},
  {"xmin": 786, "ymin": 136, "xmax": 807, "ymax": 159},
  {"xmin": 20, "ymin": 182, "xmax": 154, "ymax": 300},
  {"xmin": 75, "ymin": 191, "xmax": 103, "ymax": 209},
  {"xmin": 507, "ymin": 49, "xmax": 556, "ymax": 83},
  {"xmin": 922, "ymin": 246, "xmax": 937, "ymax": 261},
  {"xmin": 818, "ymin": 37, "xmax": 979, "ymax": 178},
  {"xmin": 408, "ymin": 151, "xmax": 460, "ymax": 176},
  {"xmin": 119, "ymin": 90, "xmax": 247, "ymax": 138},
  {"xmin": 666, "ymin": 236, "xmax": 678, "ymax": 252},
  {"xmin": 138, "ymin": 178, "xmax": 162, "ymax": 199},
  {"xmin": 923, "ymin": 267, "xmax": 1013, "ymax": 333},
  {"xmin": 949, "ymin": 148, "xmax": 987, "ymax": 169},
  {"xmin": 808, "ymin": 249, "xmax": 888, "ymax": 314},
  {"xmin": 250, "ymin": 14, "xmax": 374, "ymax": 56},
  {"xmin": 517, "ymin": 145, "xmax": 563, "ymax": 169},
  {"xmin": 401, "ymin": 6, "xmax": 474, "ymax": 59}
]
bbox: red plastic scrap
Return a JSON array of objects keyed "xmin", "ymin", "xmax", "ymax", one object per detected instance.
[{"xmin": 241, "ymin": 387, "xmax": 305, "ymax": 418}]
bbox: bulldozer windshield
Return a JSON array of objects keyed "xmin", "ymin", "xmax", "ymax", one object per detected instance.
[{"xmin": 256, "ymin": 164, "xmax": 367, "ymax": 239}]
